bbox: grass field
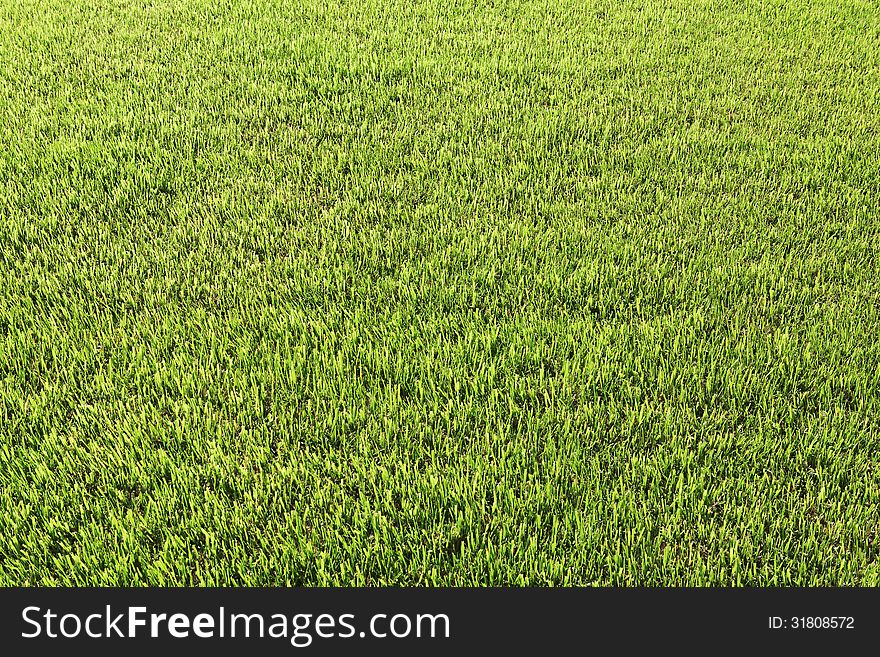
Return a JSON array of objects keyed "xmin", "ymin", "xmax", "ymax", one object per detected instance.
[{"xmin": 1, "ymin": 0, "xmax": 879, "ymax": 586}]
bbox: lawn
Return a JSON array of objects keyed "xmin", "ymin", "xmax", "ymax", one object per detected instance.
[{"xmin": 1, "ymin": 0, "xmax": 879, "ymax": 585}]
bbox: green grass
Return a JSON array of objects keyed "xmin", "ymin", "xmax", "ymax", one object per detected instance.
[{"xmin": 1, "ymin": 0, "xmax": 879, "ymax": 586}]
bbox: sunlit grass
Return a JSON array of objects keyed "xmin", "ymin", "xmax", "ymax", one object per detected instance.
[{"xmin": 1, "ymin": 0, "xmax": 879, "ymax": 585}]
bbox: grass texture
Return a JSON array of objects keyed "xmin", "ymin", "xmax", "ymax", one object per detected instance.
[{"xmin": 1, "ymin": 0, "xmax": 880, "ymax": 585}]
